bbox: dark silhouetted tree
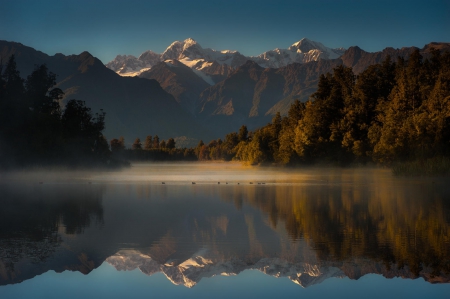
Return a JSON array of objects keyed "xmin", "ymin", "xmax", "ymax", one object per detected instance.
[
  {"xmin": 144, "ymin": 135, "xmax": 153, "ymax": 150},
  {"xmin": 238, "ymin": 125, "xmax": 248, "ymax": 142},
  {"xmin": 166, "ymin": 138, "xmax": 176, "ymax": 149},
  {"xmin": 132, "ymin": 138, "xmax": 142, "ymax": 150},
  {"xmin": 110, "ymin": 138, "xmax": 124, "ymax": 153},
  {"xmin": 153, "ymin": 135, "xmax": 160, "ymax": 149},
  {"xmin": 62, "ymin": 100, "xmax": 106, "ymax": 164}
]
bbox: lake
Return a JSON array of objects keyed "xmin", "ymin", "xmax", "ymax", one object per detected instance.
[{"xmin": 0, "ymin": 162, "xmax": 449, "ymax": 298}]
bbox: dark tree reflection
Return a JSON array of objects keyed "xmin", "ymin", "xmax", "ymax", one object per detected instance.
[{"xmin": 0, "ymin": 184, "xmax": 104, "ymax": 273}]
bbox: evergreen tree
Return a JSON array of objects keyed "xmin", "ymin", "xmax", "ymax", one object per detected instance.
[
  {"xmin": 294, "ymin": 67, "xmax": 354, "ymax": 163},
  {"xmin": 198, "ymin": 144, "xmax": 210, "ymax": 160},
  {"xmin": 110, "ymin": 138, "xmax": 124, "ymax": 153},
  {"xmin": 222, "ymin": 132, "xmax": 239, "ymax": 160},
  {"xmin": 238, "ymin": 125, "xmax": 248, "ymax": 142},
  {"xmin": 271, "ymin": 112, "xmax": 282, "ymax": 140},
  {"xmin": 153, "ymin": 135, "xmax": 160, "ymax": 149},
  {"xmin": 340, "ymin": 57, "xmax": 395, "ymax": 160},
  {"xmin": 277, "ymin": 100, "xmax": 305, "ymax": 165},
  {"xmin": 0, "ymin": 55, "xmax": 26, "ymax": 166},
  {"xmin": 235, "ymin": 128, "xmax": 271, "ymax": 165},
  {"xmin": 62, "ymin": 100, "xmax": 106, "ymax": 164},
  {"xmin": 1, "ymin": 55, "xmax": 24, "ymax": 107},
  {"xmin": 166, "ymin": 138, "xmax": 176, "ymax": 149},
  {"xmin": 132, "ymin": 138, "xmax": 142, "ymax": 150},
  {"xmin": 119, "ymin": 137, "xmax": 125, "ymax": 148},
  {"xmin": 0, "ymin": 56, "xmax": 111, "ymax": 168},
  {"xmin": 195, "ymin": 140, "xmax": 204, "ymax": 158},
  {"xmin": 144, "ymin": 135, "xmax": 153, "ymax": 150}
]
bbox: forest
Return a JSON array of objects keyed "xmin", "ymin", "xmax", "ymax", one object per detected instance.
[
  {"xmin": 0, "ymin": 55, "xmax": 111, "ymax": 168},
  {"xmin": 118, "ymin": 48, "xmax": 450, "ymax": 174}
]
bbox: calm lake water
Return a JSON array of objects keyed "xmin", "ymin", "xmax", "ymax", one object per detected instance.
[{"xmin": 1, "ymin": 162, "xmax": 449, "ymax": 298}]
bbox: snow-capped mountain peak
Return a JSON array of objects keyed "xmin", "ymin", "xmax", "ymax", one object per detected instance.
[
  {"xmin": 138, "ymin": 50, "xmax": 159, "ymax": 61},
  {"xmin": 161, "ymin": 40, "xmax": 184, "ymax": 60},
  {"xmin": 106, "ymin": 38, "xmax": 345, "ymax": 82},
  {"xmin": 106, "ymin": 249, "xmax": 344, "ymax": 288},
  {"xmin": 183, "ymin": 38, "xmax": 198, "ymax": 48},
  {"xmin": 289, "ymin": 38, "xmax": 326, "ymax": 53}
]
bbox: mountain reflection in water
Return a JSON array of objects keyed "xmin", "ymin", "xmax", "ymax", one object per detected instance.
[{"xmin": 0, "ymin": 163, "xmax": 449, "ymax": 291}]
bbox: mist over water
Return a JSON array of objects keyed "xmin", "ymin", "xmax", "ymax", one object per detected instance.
[
  {"xmin": 0, "ymin": 162, "xmax": 396, "ymax": 185},
  {"xmin": 1, "ymin": 162, "xmax": 449, "ymax": 298}
]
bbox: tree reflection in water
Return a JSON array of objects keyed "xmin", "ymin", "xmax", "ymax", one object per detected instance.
[
  {"xmin": 0, "ymin": 184, "xmax": 104, "ymax": 275},
  {"xmin": 1, "ymin": 168, "xmax": 450, "ymax": 287},
  {"xmin": 218, "ymin": 174, "xmax": 450, "ymax": 279}
]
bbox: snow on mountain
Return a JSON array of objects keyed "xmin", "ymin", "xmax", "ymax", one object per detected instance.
[
  {"xmin": 161, "ymin": 40, "xmax": 185, "ymax": 60},
  {"xmin": 106, "ymin": 50, "xmax": 160, "ymax": 76},
  {"xmin": 161, "ymin": 38, "xmax": 246, "ymax": 84},
  {"xmin": 138, "ymin": 50, "xmax": 161, "ymax": 65},
  {"xmin": 106, "ymin": 38, "xmax": 345, "ymax": 82},
  {"xmin": 106, "ymin": 249, "xmax": 344, "ymax": 288},
  {"xmin": 251, "ymin": 38, "xmax": 346, "ymax": 68}
]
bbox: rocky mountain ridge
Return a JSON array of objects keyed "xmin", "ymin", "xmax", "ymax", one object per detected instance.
[{"xmin": 106, "ymin": 38, "xmax": 345, "ymax": 84}]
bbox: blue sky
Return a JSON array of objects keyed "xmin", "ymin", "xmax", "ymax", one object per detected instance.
[{"xmin": 1, "ymin": 0, "xmax": 449, "ymax": 63}]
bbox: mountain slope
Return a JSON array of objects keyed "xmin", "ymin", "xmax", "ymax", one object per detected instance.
[
  {"xmin": 0, "ymin": 40, "xmax": 213, "ymax": 144},
  {"xmin": 139, "ymin": 59, "xmax": 210, "ymax": 114},
  {"xmin": 340, "ymin": 42, "xmax": 450, "ymax": 74},
  {"xmin": 105, "ymin": 50, "xmax": 160, "ymax": 76},
  {"xmin": 197, "ymin": 59, "xmax": 342, "ymax": 136}
]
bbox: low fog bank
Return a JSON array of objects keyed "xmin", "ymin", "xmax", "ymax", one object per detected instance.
[
  {"xmin": 1, "ymin": 162, "xmax": 444, "ymax": 187},
  {"xmin": 0, "ymin": 167, "xmax": 112, "ymax": 185}
]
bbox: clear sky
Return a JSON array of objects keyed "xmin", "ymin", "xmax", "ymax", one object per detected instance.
[{"xmin": 1, "ymin": 0, "xmax": 449, "ymax": 64}]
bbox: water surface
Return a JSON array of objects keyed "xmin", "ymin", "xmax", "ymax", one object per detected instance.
[{"xmin": 1, "ymin": 163, "xmax": 449, "ymax": 298}]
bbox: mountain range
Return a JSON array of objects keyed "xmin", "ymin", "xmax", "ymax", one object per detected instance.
[
  {"xmin": 106, "ymin": 248, "xmax": 450, "ymax": 288},
  {"xmin": 106, "ymin": 249, "xmax": 345, "ymax": 288},
  {"xmin": 1, "ymin": 39, "xmax": 449, "ymax": 144},
  {"xmin": 106, "ymin": 38, "xmax": 345, "ymax": 82},
  {"xmin": 107, "ymin": 38, "xmax": 450, "ymax": 136}
]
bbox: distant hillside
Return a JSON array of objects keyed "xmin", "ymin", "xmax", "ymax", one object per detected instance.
[
  {"xmin": 196, "ymin": 59, "xmax": 341, "ymax": 136},
  {"xmin": 139, "ymin": 59, "xmax": 210, "ymax": 114},
  {"xmin": 0, "ymin": 40, "xmax": 213, "ymax": 145}
]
